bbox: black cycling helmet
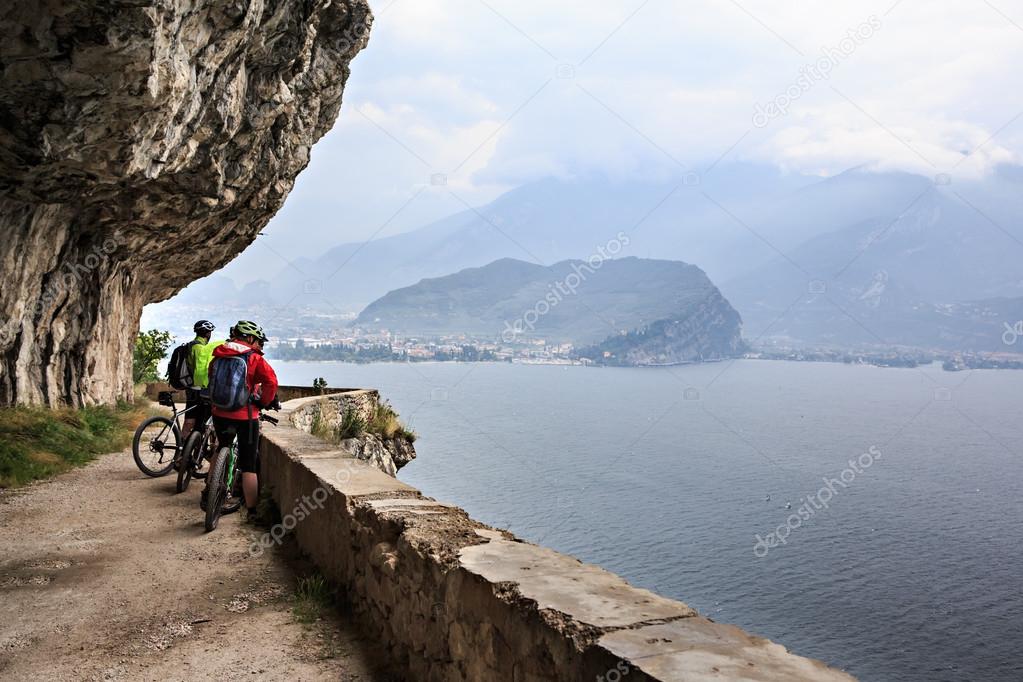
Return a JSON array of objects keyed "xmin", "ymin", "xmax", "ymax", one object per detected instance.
[{"xmin": 193, "ymin": 320, "xmax": 215, "ymax": 333}]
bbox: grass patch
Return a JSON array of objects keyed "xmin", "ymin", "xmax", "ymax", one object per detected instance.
[
  {"xmin": 0, "ymin": 401, "xmax": 147, "ymax": 489},
  {"xmin": 367, "ymin": 401, "xmax": 417, "ymax": 443},
  {"xmin": 310, "ymin": 398, "xmax": 415, "ymax": 444},
  {"xmin": 293, "ymin": 573, "xmax": 334, "ymax": 624},
  {"xmin": 310, "ymin": 404, "xmax": 365, "ymax": 441}
]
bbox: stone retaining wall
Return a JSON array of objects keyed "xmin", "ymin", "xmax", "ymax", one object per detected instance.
[
  {"xmin": 258, "ymin": 393, "xmax": 855, "ymax": 682},
  {"xmin": 143, "ymin": 382, "xmax": 358, "ymax": 404}
]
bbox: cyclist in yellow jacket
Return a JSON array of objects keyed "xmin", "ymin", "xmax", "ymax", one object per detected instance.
[{"xmin": 182, "ymin": 321, "xmax": 224, "ymax": 440}]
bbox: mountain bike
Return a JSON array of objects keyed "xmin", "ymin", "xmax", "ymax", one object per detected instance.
[
  {"xmin": 204, "ymin": 412, "xmax": 279, "ymax": 532},
  {"xmin": 132, "ymin": 391, "xmax": 196, "ymax": 477},
  {"xmin": 176, "ymin": 404, "xmax": 215, "ymax": 494}
]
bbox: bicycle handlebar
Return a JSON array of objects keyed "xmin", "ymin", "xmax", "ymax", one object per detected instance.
[
  {"xmin": 248, "ymin": 395, "xmax": 282, "ymax": 411},
  {"xmin": 260, "ymin": 414, "xmax": 279, "ymax": 426}
]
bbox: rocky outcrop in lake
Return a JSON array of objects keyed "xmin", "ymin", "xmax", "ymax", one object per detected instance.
[
  {"xmin": 0, "ymin": 0, "xmax": 372, "ymax": 406},
  {"xmin": 575, "ymin": 290, "xmax": 745, "ymax": 366}
]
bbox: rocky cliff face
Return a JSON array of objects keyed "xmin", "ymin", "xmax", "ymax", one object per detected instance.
[{"xmin": 0, "ymin": 0, "xmax": 372, "ymax": 406}]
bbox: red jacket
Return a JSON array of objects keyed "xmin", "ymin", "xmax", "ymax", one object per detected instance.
[{"xmin": 209, "ymin": 340, "xmax": 279, "ymax": 420}]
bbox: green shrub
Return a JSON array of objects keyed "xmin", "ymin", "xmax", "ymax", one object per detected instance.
[
  {"xmin": 336, "ymin": 407, "xmax": 366, "ymax": 440},
  {"xmin": 293, "ymin": 573, "xmax": 333, "ymax": 623},
  {"xmin": 133, "ymin": 329, "xmax": 173, "ymax": 383}
]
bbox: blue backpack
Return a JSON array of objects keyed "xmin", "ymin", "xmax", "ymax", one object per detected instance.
[{"xmin": 209, "ymin": 351, "xmax": 253, "ymax": 411}]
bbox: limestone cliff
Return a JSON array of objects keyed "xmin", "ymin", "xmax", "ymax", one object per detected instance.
[{"xmin": 0, "ymin": 0, "xmax": 372, "ymax": 406}]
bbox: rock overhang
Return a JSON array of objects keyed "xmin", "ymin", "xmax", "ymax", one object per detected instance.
[{"xmin": 0, "ymin": 0, "xmax": 373, "ymax": 406}]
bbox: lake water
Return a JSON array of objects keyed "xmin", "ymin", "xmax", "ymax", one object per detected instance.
[{"xmin": 273, "ymin": 359, "xmax": 1023, "ymax": 681}]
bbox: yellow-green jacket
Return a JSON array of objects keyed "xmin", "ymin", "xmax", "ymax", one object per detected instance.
[{"xmin": 186, "ymin": 337, "xmax": 225, "ymax": 389}]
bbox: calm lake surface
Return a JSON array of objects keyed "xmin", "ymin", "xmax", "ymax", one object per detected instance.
[{"xmin": 273, "ymin": 359, "xmax": 1023, "ymax": 681}]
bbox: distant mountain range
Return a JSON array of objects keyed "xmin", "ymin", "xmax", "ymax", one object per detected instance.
[
  {"xmin": 357, "ymin": 257, "xmax": 744, "ymax": 363},
  {"xmin": 166, "ymin": 162, "xmax": 1023, "ymax": 352},
  {"xmin": 721, "ymin": 184, "xmax": 1023, "ymax": 350}
]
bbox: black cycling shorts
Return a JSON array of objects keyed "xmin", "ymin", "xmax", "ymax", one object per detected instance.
[
  {"xmin": 184, "ymin": 389, "xmax": 210, "ymax": 425},
  {"xmin": 212, "ymin": 416, "xmax": 261, "ymax": 474}
]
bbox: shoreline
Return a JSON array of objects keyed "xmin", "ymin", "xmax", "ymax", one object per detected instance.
[{"xmin": 265, "ymin": 354, "xmax": 1023, "ymax": 371}]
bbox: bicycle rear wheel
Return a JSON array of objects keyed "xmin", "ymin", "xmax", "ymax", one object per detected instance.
[
  {"xmin": 132, "ymin": 417, "xmax": 179, "ymax": 477},
  {"xmin": 176, "ymin": 431, "xmax": 202, "ymax": 494},
  {"xmin": 192, "ymin": 429, "xmax": 214, "ymax": 480}
]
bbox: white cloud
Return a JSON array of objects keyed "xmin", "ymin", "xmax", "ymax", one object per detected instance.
[{"xmin": 231, "ymin": 0, "xmax": 1023, "ymax": 272}]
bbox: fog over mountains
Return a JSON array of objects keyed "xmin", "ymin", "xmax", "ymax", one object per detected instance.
[{"xmin": 167, "ymin": 162, "xmax": 1023, "ymax": 351}]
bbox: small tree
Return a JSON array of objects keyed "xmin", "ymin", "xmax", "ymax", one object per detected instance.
[
  {"xmin": 133, "ymin": 329, "xmax": 173, "ymax": 384},
  {"xmin": 313, "ymin": 377, "xmax": 328, "ymax": 393}
]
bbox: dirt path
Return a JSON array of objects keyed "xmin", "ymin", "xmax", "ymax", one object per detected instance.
[{"xmin": 0, "ymin": 448, "xmax": 393, "ymax": 681}]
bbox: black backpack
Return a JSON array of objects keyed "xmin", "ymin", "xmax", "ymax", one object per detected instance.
[{"xmin": 167, "ymin": 340, "xmax": 199, "ymax": 390}]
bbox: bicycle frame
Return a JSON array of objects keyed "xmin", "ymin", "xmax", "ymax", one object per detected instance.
[
  {"xmin": 173, "ymin": 403, "xmax": 201, "ymax": 431},
  {"xmin": 224, "ymin": 441, "xmax": 238, "ymax": 491},
  {"xmin": 157, "ymin": 391, "xmax": 198, "ymax": 439}
]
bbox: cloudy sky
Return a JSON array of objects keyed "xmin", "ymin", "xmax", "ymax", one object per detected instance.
[{"xmin": 232, "ymin": 0, "xmax": 1023, "ymax": 279}]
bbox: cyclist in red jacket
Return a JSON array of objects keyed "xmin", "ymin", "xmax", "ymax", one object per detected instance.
[{"xmin": 203, "ymin": 321, "xmax": 278, "ymax": 518}]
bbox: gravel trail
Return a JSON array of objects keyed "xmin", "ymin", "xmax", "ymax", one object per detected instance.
[{"xmin": 0, "ymin": 448, "xmax": 391, "ymax": 681}]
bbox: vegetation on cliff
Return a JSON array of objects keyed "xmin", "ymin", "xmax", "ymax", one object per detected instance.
[
  {"xmin": 368, "ymin": 402, "xmax": 418, "ymax": 443},
  {"xmin": 311, "ymin": 400, "xmax": 416, "ymax": 444}
]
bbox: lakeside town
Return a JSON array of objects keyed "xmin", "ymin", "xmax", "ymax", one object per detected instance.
[
  {"xmin": 144, "ymin": 303, "xmax": 1023, "ymax": 370},
  {"xmin": 269, "ymin": 333, "xmax": 1023, "ymax": 371}
]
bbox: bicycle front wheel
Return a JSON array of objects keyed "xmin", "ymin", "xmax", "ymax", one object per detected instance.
[
  {"xmin": 221, "ymin": 473, "xmax": 244, "ymax": 516},
  {"xmin": 204, "ymin": 447, "xmax": 230, "ymax": 532},
  {"xmin": 132, "ymin": 417, "xmax": 179, "ymax": 478}
]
